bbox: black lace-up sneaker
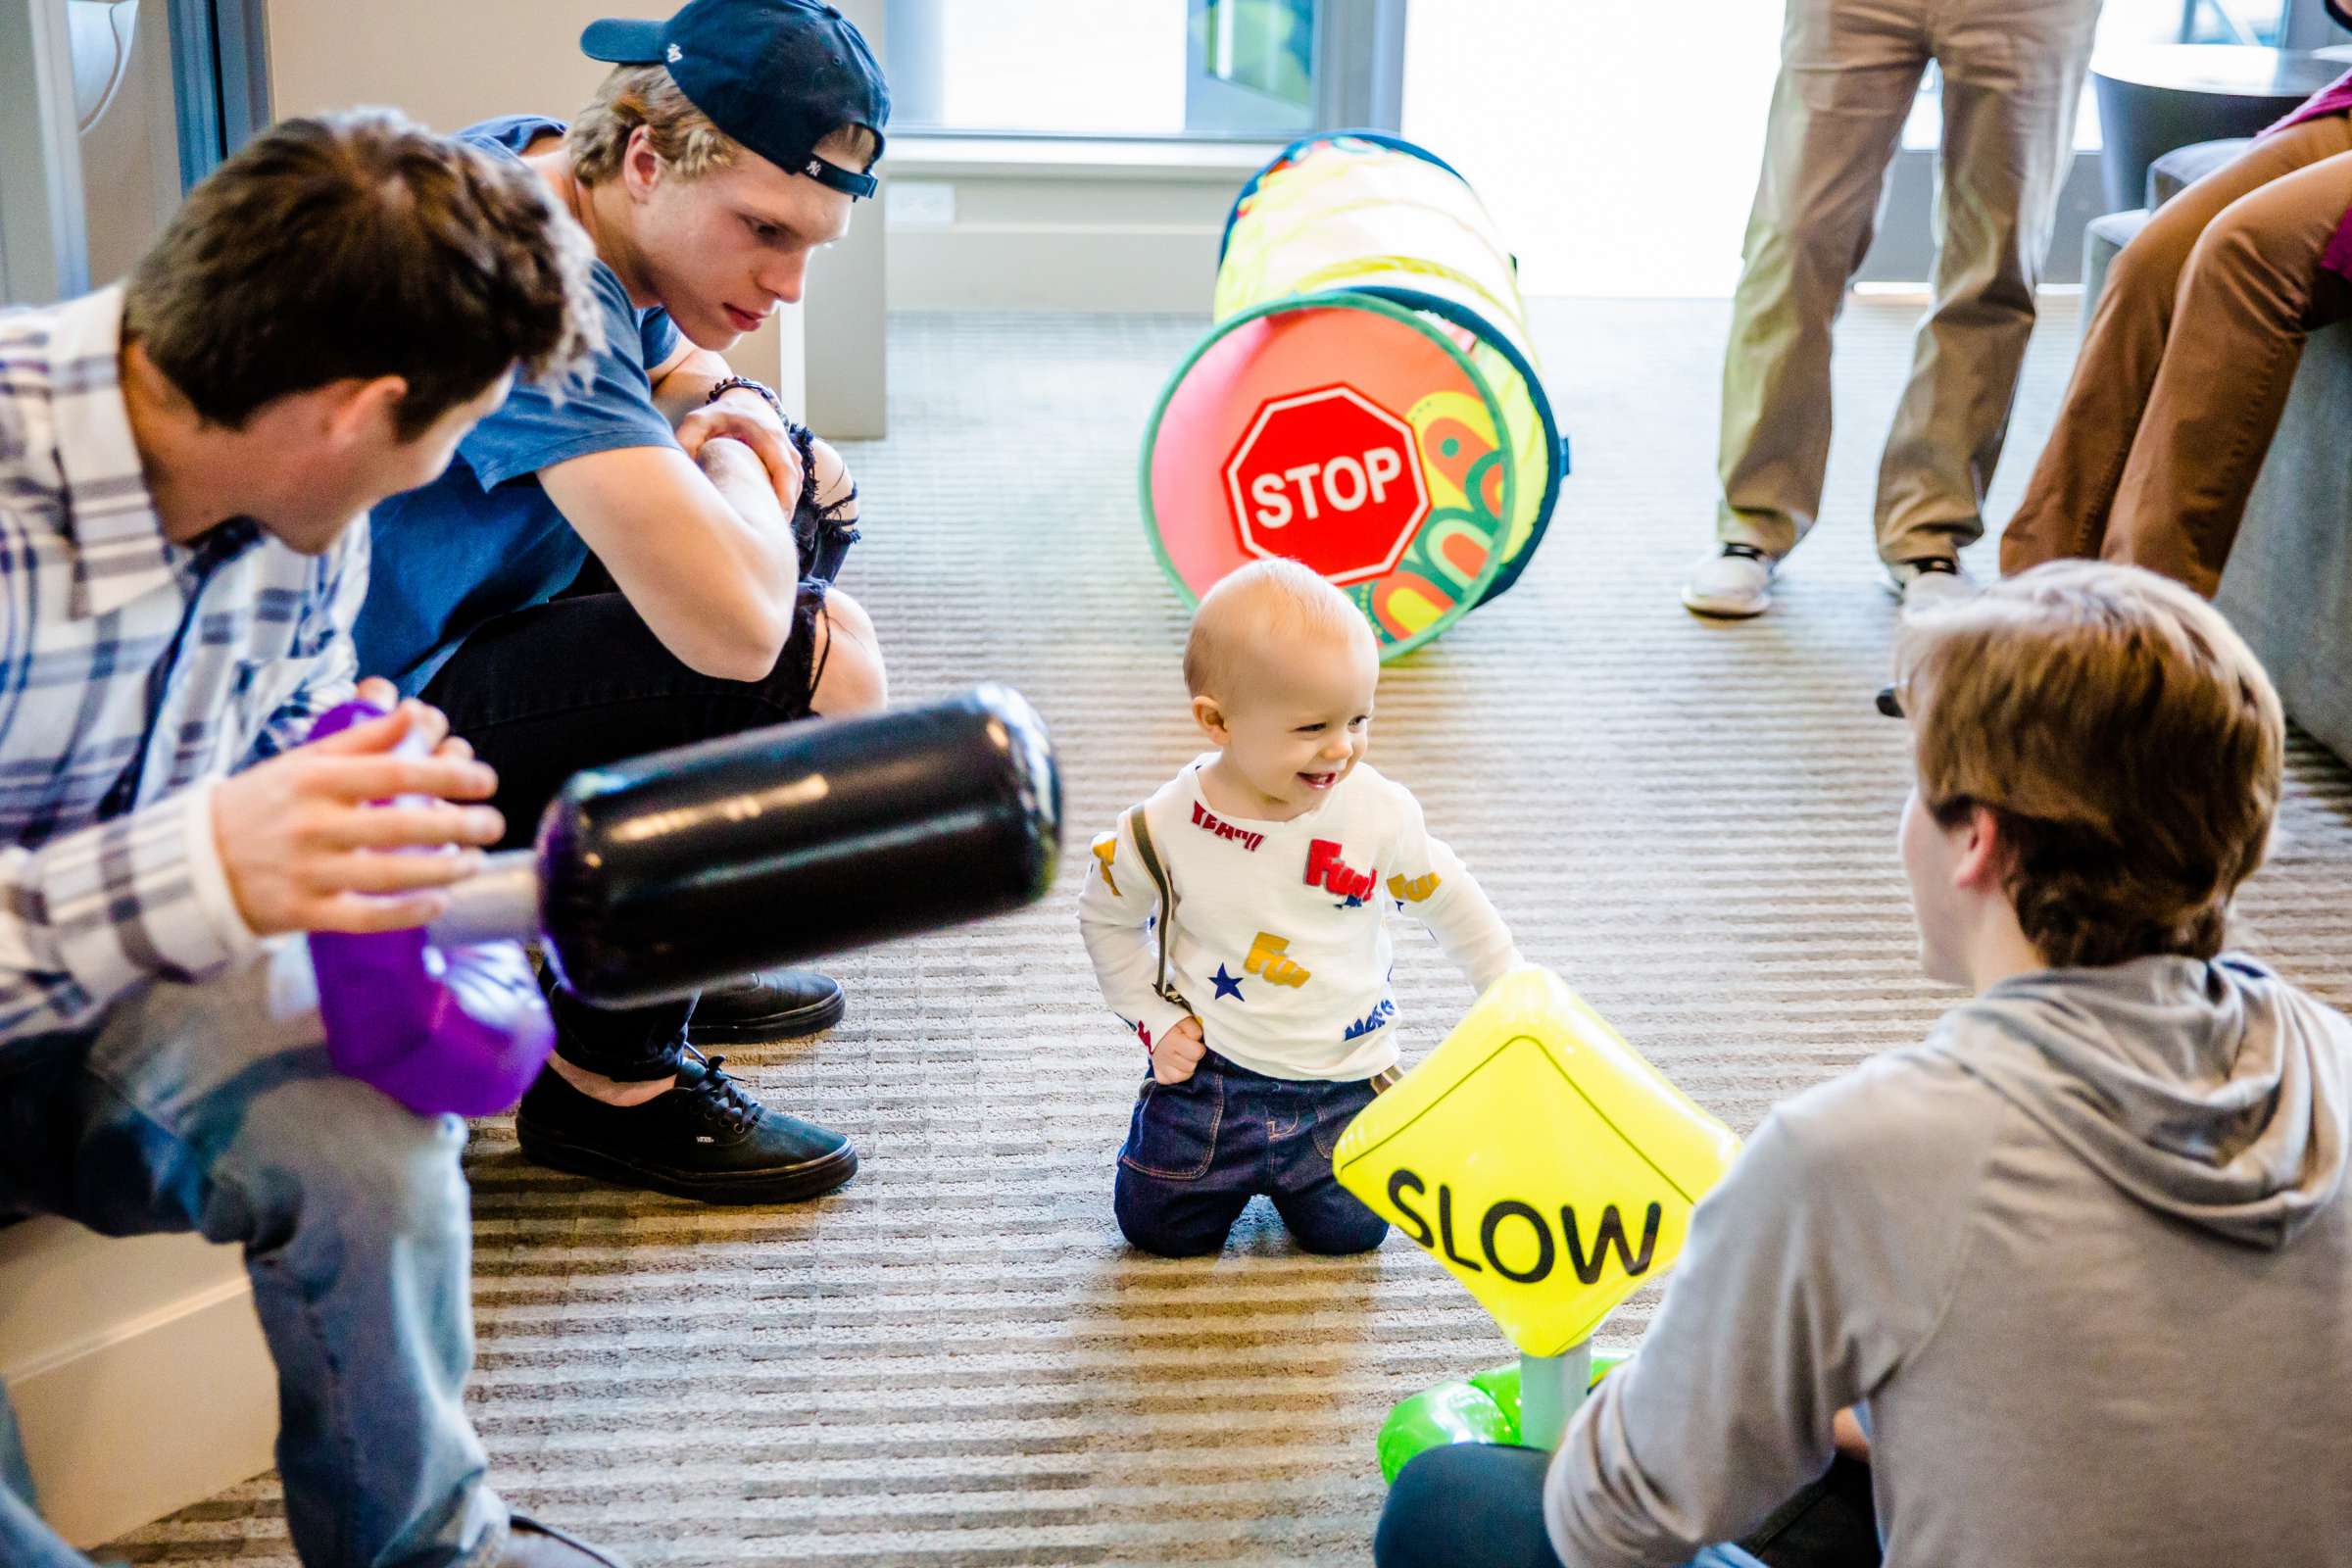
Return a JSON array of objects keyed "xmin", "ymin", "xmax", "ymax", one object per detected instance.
[
  {"xmin": 688, "ymin": 967, "xmax": 846, "ymax": 1043},
  {"xmin": 514, "ymin": 1051, "xmax": 858, "ymax": 1204}
]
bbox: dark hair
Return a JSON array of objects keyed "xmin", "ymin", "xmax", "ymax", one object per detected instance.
[
  {"xmin": 1900, "ymin": 561, "xmax": 2283, "ymax": 970},
  {"xmin": 123, "ymin": 110, "xmax": 601, "ymax": 438}
]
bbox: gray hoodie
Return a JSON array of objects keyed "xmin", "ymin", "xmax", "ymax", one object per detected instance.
[{"xmin": 1545, "ymin": 956, "xmax": 2352, "ymax": 1566}]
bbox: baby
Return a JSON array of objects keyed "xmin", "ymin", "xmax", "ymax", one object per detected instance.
[{"xmin": 1079, "ymin": 559, "xmax": 1521, "ymax": 1257}]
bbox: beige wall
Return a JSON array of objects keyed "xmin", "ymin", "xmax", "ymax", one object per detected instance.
[
  {"xmin": 263, "ymin": 0, "xmax": 807, "ymax": 407},
  {"xmin": 265, "ymin": 0, "xmax": 637, "ymax": 132}
]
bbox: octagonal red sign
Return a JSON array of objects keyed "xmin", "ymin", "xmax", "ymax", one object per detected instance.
[{"xmin": 1222, "ymin": 384, "xmax": 1429, "ymax": 586}]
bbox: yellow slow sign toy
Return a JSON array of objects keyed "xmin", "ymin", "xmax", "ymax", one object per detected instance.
[{"xmin": 1333, "ymin": 966, "xmax": 1741, "ymax": 1356}]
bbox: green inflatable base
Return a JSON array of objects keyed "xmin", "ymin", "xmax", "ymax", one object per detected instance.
[{"xmin": 1377, "ymin": 1350, "xmax": 1632, "ymax": 1485}]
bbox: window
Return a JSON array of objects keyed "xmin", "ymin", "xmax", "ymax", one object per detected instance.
[
  {"xmin": 1195, "ymin": 0, "xmax": 1317, "ymax": 135},
  {"xmin": 881, "ymin": 0, "xmax": 1399, "ymax": 140}
]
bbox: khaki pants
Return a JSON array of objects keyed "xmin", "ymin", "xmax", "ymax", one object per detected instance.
[
  {"xmin": 1719, "ymin": 0, "xmax": 2100, "ymax": 563},
  {"xmin": 2000, "ymin": 115, "xmax": 2352, "ymax": 596}
]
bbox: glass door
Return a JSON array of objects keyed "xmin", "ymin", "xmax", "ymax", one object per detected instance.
[{"xmin": 0, "ymin": 0, "xmax": 269, "ymax": 305}]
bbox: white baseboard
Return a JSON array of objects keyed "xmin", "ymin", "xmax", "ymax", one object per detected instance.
[{"xmin": 0, "ymin": 1218, "xmax": 277, "ymax": 1549}]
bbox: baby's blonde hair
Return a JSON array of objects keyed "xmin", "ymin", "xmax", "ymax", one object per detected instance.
[{"xmin": 1184, "ymin": 559, "xmax": 1371, "ymax": 701}]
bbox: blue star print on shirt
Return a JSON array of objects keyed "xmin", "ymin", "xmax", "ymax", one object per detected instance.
[{"xmin": 1211, "ymin": 963, "xmax": 1246, "ymax": 1002}]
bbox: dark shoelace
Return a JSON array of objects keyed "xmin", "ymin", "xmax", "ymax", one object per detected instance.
[
  {"xmin": 1722, "ymin": 543, "xmax": 1768, "ymax": 563},
  {"xmin": 681, "ymin": 1052, "xmax": 762, "ymax": 1138},
  {"xmin": 783, "ymin": 421, "xmax": 860, "ymax": 563}
]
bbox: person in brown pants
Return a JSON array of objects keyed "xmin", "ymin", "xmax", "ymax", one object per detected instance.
[{"xmin": 2001, "ymin": 93, "xmax": 2352, "ymax": 597}]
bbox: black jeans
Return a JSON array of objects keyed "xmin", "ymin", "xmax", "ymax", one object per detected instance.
[
  {"xmin": 423, "ymin": 539, "xmax": 851, "ymax": 1082},
  {"xmin": 1373, "ymin": 1443, "xmax": 1880, "ymax": 1568}
]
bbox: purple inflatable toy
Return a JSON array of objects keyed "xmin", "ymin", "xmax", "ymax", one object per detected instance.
[{"xmin": 305, "ymin": 701, "xmax": 555, "ymax": 1116}]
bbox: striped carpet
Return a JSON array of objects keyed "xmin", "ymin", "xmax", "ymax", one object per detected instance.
[{"xmin": 114, "ymin": 295, "xmax": 2352, "ymax": 1566}]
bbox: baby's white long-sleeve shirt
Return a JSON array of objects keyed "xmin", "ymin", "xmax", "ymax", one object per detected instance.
[{"xmin": 1077, "ymin": 756, "xmax": 1520, "ymax": 1081}]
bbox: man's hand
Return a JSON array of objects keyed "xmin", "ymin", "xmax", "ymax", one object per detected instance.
[
  {"xmin": 695, "ymin": 429, "xmax": 799, "ymax": 525},
  {"xmin": 675, "ymin": 391, "xmax": 804, "ymax": 514},
  {"xmin": 212, "ymin": 677, "xmax": 505, "ymax": 936},
  {"xmin": 1152, "ymin": 1015, "xmax": 1207, "ymax": 1085}
]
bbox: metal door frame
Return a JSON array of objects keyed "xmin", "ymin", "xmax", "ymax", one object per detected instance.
[{"xmin": 0, "ymin": 0, "xmax": 89, "ymax": 301}]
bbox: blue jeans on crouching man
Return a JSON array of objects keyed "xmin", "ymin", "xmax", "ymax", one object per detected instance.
[
  {"xmin": 1114, "ymin": 1048, "xmax": 1390, "ymax": 1256},
  {"xmin": 0, "ymin": 944, "xmax": 505, "ymax": 1568}
]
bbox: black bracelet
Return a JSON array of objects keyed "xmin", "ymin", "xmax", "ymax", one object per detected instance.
[{"xmin": 705, "ymin": 375, "xmax": 785, "ymax": 421}]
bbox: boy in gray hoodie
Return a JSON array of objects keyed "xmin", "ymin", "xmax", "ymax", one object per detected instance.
[{"xmin": 1376, "ymin": 561, "xmax": 2352, "ymax": 1567}]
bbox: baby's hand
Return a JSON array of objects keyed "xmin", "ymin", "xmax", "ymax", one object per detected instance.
[{"xmin": 1152, "ymin": 1016, "xmax": 1206, "ymax": 1085}]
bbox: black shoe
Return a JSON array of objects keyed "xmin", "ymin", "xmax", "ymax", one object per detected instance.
[
  {"xmin": 514, "ymin": 1051, "xmax": 858, "ymax": 1204},
  {"xmin": 688, "ymin": 967, "xmax": 846, "ymax": 1043}
]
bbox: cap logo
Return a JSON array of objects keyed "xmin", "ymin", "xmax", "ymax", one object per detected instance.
[{"xmin": 665, "ymin": 42, "xmax": 682, "ymax": 62}]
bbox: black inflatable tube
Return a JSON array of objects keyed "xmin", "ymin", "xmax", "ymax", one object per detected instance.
[{"xmin": 536, "ymin": 684, "xmax": 1061, "ymax": 1006}]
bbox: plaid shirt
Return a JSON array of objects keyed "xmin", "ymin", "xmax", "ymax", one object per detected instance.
[{"xmin": 0, "ymin": 286, "xmax": 365, "ymax": 1046}]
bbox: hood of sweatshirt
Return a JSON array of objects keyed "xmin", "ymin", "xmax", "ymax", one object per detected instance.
[{"xmin": 1937, "ymin": 955, "xmax": 2351, "ymax": 1249}]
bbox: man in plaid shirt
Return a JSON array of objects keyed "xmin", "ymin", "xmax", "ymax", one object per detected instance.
[{"xmin": 0, "ymin": 114, "xmax": 628, "ymax": 1568}]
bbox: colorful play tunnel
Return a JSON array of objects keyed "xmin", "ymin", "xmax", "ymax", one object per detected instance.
[{"xmin": 1140, "ymin": 132, "xmax": 1569, "ymax": 660}]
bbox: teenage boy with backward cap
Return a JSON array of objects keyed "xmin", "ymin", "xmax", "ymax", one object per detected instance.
[{"xmin": 355, "ymin": 0, "xmax": 894, "ymax": 1206}]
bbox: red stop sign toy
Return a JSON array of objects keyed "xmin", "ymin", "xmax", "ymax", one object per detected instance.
[
  {"xmin": 1142, "ymin": 134, "xmax": 1567, "ymax": 662},
  {"xmin": 1143, "ymin": 291, "xmax": 1525, "ymax": 662},
  {"xmin": 1223, "ymin": 385, "xmax": 1429, "ymax": 585}
]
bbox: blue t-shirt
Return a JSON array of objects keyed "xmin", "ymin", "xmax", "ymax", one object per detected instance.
[{"xmin": 353, "ymin": 116, "xmax": 683, "ymax": 697}]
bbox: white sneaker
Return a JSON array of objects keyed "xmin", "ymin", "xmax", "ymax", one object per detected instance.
[
  {"xmin": 1882, "ymin": 557, "xmax": 1976, "ymax": 615},
  {"xmin": 1681, "ymin": 544, "xmax": 1776, "ymax": 618}
]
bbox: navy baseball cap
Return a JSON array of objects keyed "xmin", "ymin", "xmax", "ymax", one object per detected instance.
[{"xmin": 581, "ymin": 0, "xmax": 889, "ymax": 198}]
